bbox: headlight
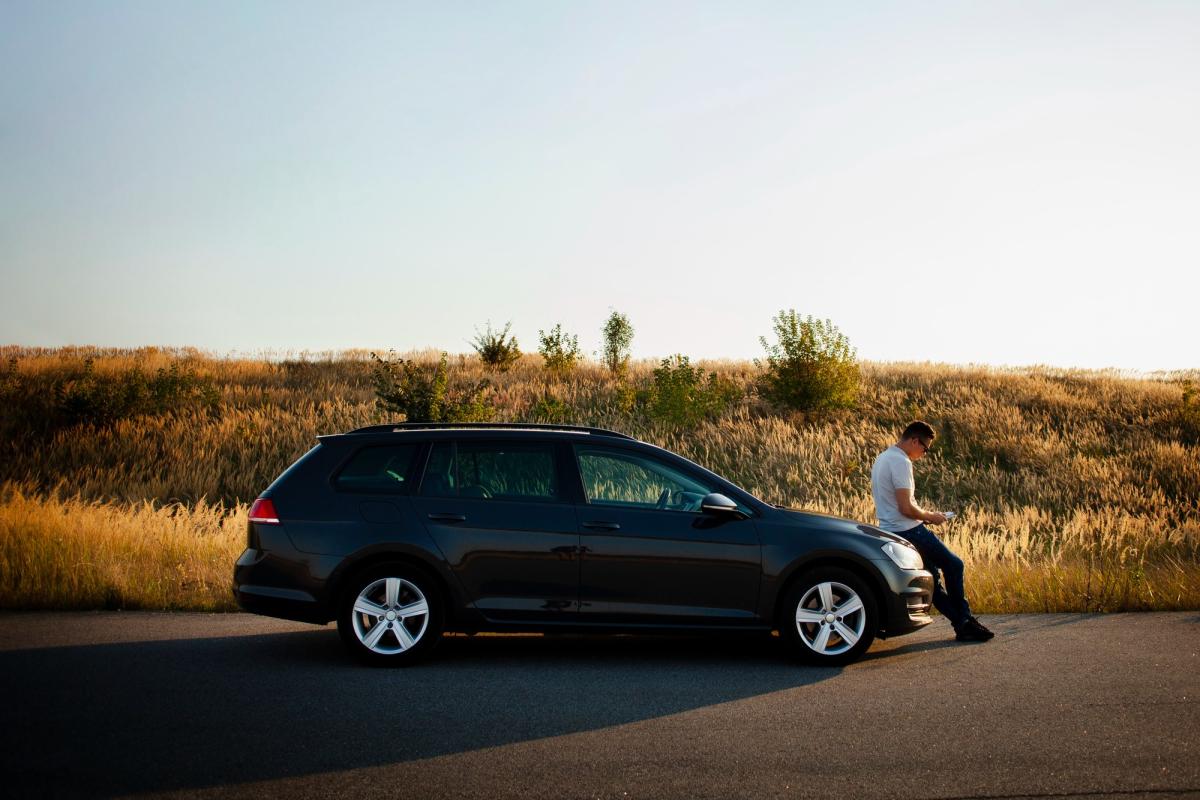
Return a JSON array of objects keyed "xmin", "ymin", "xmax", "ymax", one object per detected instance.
[{"xmin": 882, "ymin": 541, "xmax": 923, "ymax": 570}]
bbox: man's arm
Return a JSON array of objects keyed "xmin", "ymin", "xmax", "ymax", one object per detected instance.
[{"xmin": 894, "ymin": 488, "xmax": 947, "ymax": 525}]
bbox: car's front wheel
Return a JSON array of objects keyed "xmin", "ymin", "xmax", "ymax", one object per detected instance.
[
  {"xmin": 779, "ymin": 567, "xmax": 877, "ymax": 666},
  {"xmin": 337, "ymin": 564, "xmax": 443, "ymax": 666}
]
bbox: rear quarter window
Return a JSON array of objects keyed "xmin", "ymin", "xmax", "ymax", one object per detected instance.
[{"xmin": 333, "ymin": 444, "xmax": 420, "ymax": 494}]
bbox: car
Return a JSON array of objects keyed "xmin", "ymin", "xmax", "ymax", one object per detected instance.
[{"xmin": 234, "ymin": 422, "xmax": 934, "ymax": 666}]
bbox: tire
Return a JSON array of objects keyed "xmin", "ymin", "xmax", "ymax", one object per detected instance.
[
  {"xmin": 336, "ymin": 564, "xmax": 444, "ymax": 666},
  {"xmin": 779, "ymin": 567, "xmax": 877, "ymax": 666}
]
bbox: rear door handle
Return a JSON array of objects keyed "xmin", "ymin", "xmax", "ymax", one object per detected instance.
[
  {"xmin": 427, "ymin": 513, "xmax": 467, "ymax": 523},
  {"xmin": 582, "ymin": 521, "xmax": 620, "ymax": 531}
]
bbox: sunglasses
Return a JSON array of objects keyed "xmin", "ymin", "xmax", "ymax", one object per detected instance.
[{"xmin": 915, "ymin": 439, "xmax": 932, "ymax": 453}]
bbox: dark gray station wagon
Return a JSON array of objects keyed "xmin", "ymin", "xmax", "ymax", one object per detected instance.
[{"xmin": 234, "ymin": 423, "xmax": 933, "ymax": 666}]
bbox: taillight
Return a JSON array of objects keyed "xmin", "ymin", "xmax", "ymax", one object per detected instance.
[{"xmin": 248, "ymin": 498, "xmax": 280, "ymax": 525}]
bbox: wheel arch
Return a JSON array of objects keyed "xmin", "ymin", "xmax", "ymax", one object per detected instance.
[
  {"xmin": 772, "ymin": 555, "xmax": 889, "ymax": 633},
  {"xmin": 325, "ymin": 547, "xmax": 465, "ymax": 626}
]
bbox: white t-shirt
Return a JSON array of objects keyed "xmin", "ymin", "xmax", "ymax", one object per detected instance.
[{"xmin": 871, "ymin": 445, "xmax": 921, "ymax": 532}]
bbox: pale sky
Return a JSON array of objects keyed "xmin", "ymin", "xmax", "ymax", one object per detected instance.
[{"xmin": 2, "ymin": 2, "xmax": 1197, "ymax": 370}]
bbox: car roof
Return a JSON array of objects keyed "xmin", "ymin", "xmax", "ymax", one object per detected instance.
[{"xmin": 317, "ymin": 422, "xmax": 637, "ymax": 444}]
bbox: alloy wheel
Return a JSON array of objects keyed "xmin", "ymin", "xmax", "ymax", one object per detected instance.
[
  {"xmin": 350, "ymin": 577, "xmax": 430, "ymax": 655},
  {"xmin": 794, "ymin": 580, "xmax": 867, "ymax": 656}
]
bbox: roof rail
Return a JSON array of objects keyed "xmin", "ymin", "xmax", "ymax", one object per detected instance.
[{"xmin": 345, "ymin": 422, "xmax": 636, "ymax": 440}]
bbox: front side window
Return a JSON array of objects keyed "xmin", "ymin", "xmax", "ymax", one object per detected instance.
[
  {"xmin": 576, "ymin": 447, "xmax": 717, "ymax": 512},
  {"xmin": 334, "ymin": 445, "xmax": 419, "ymax": 493},
  {"xmin": 420, "ymin": 441, "xmax": 561, "ymax": 502}
]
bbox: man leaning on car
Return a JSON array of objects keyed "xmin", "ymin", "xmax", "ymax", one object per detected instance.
[{"xmin": 871, "ymin": 421, "xmax": 994, "ymax": 643}]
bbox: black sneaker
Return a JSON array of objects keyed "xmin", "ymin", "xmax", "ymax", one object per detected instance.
[{"xmin": 955, "ymin": 617, "xmax": 994, "ymax": 642}]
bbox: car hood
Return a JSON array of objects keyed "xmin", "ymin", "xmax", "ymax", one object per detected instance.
[{"xmin": 772, "ymin": 506, "xmax": 914, "ymax": 546}]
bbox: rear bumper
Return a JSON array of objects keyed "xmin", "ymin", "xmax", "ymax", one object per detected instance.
[
  {"xmin": 233, "ymin": 548, "xmax": 329, "ymax": 624},
  {"xmin": 233, "ymin": 584, "xmax": 327, "ymax": 624}
]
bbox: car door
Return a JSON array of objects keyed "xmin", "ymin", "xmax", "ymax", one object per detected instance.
[
  {"xmin": 410, "ymin": 438, "xmax": 580, "ymax": 623},
  {"xmin": 572, "ymin": 444, "xmax": 761, "ymax": 625}
]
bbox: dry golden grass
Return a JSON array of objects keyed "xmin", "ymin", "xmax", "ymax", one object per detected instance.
[
  {"xmin": 0, "ymin": 483, "xmax": 243, "ymax": 610},
  {"xmin": 1, "ymin": 346, "xmax": 1197, "ymax": 612}
]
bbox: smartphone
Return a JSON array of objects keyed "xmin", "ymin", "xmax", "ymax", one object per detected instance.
[{"xmin": 944, "ymin": 511, "xmax": 957, "ymax": 521}]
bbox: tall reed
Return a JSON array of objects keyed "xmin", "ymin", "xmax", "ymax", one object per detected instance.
[{"xmin": 1, "ymin": 347, "xmax": 1196, "ymax": 612}]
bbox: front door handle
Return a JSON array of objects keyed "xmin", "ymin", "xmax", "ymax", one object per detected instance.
[
  {"xmin": 582, "ymin": 521, "xmax": 620, "ymax": 531},
  {"xmin": 427, "ymin": 512, "xmax": 467, "ymax": 523}
]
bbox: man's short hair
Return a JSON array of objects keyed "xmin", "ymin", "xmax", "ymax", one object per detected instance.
[{"xmin": 902, "ymin": 420, "xmax": 935, "ymax": 441}]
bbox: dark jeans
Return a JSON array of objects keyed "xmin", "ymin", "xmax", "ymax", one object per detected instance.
[{"xmin": 896, "ymin": 524, "xmax": 973, "ymax": 628}]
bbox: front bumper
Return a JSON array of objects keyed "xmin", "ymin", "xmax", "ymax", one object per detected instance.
[{"xmin": 877, "ymin": 570, "xmax": 934, "ymax": 638}]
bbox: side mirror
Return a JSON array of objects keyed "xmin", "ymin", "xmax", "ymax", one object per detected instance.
[{"xmin": 700, "ymin": 493, "xmax": 748, "ymax": 519}]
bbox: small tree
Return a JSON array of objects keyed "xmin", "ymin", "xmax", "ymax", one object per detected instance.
[
  {"xmin": 537, "ymin": 323, "xmax": 582, "ymax": 374},
  {"xmin": 645, "ymin": 355, "xmax": 741, "ymax": 428},
  {"xmin": 757, "ymin": 310, "xmax": 860, "ymax": 411},
  {"xmin": 471, "ymin": 321, "xmax": 522, "ymax": 372},
  {"xmin": 370, "ymin": 351, "xmax": 493, "ymax": 422},
  {"xmin": 601, "ymin": 310, "xmax": 634, "ymax": 375}
]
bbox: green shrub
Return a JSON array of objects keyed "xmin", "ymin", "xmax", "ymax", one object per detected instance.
[
  {"xmin": 601, "ymin": 311, "xmax": 634, "ymax": 375},
  {"xmin": 0, "ymin": 356, "xmax": 220, "ymax": 439},
  {"xmin": 644, "ymin": 355, "xmax": 741, "ymax": 428},
  {"xmin": 757, "ymin": 310, "xmax": 860, "ymax": 412},
  {"xmin": 537, "ymin": 324, "xmax": 582, "ymax": 374},
  {"xmin": 370, "ymin": 351, "xmax": 493, "ymax": 422},
  {"xmin": 471, "ymin": 321, "xmax": 522, "ymax": 372},
  {"xmin": 530, "ymin": 392, "xmax": 573, "ymax": 424},
  {"xmin": 1178, "ymin": 381, "xmax": 1200, "ymax": 445},
  {"xmin": 607, "ymin": 381, "xmax": 638, "ymax": 417}
]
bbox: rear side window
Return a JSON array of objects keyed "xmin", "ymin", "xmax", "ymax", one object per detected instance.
[
  {"xmin": 420, "ymin": 441, "xmax": 561, "ymax": 502},
  {"xmin": 334, "ymin": 445, "xmax": 420, "ymax": 493}
]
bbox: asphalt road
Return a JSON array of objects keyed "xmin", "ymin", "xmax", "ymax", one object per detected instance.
[{"xmin": 1, "ymin": 612, "xmax": 1197, "ymax": 800}]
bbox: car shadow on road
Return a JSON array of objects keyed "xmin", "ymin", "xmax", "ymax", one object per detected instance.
[
  {"xmin": 859, "ymin": 636, "xmax": 961, "ymax": 659},
  {"xmin": 3, "ymin": 627, "xmax": 849, "ymax": 797}
]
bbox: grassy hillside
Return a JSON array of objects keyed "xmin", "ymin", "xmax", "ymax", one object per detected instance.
[{"xmin": 1, "ymin": 346, "xmax": 1198, "ymax": 612}]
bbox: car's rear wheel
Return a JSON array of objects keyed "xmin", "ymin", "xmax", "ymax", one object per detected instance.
[
  {"xmin": 337, "ymin": 564, "xmax": 443, "ymax": 666},
  {"xmin": 779, "ymin": 567, "xmax": 877, "ymax": 666}
]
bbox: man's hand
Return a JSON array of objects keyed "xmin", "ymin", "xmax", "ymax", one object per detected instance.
[{"xmin": 895, "ymin": 489, "xmax": 947, "ymax": 526}]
